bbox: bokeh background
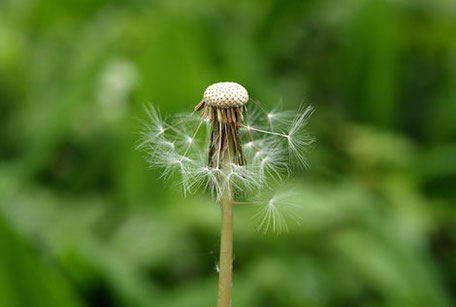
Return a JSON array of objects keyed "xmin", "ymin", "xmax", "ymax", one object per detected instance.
[{"xmin": 1, "ymin": 0, "xmax": 456, "ymax": 306}]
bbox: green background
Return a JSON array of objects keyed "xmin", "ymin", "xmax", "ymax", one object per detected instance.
[{"xmin": 1, "ymin": 0, "xmax": 455, "ymax": 306}]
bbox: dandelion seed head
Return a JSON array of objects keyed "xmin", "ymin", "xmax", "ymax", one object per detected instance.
[{"xmin": 139, "ymin": 88, "xmax": 313, "ymax": 224}]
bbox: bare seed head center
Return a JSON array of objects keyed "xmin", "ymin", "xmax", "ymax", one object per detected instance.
[
  {"xmin": 203, "ymin": 82, "xmax": 248, "ymax": 108},
  {"xmin": 194, "ymin": 82, "xmax": 248, "ymax": 125}
]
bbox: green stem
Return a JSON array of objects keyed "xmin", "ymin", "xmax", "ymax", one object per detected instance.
[{"xmin": 217, "ymin": 194, "xmax": 234, "ymax": 307}]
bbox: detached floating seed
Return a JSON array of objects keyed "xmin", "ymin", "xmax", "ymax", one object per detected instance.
[{"xmin": 195, "ymin": 82, "xmax": 249, "ymax": 168}]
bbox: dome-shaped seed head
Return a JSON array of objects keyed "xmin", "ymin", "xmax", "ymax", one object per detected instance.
[{"xmin": 203, "ymin": 82, "xmax": 249, "ymax": 108}]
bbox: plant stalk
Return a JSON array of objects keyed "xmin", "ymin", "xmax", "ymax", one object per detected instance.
[{"xmin": 217, "ymin": 194, "xmax": 234, "ymax": 307}]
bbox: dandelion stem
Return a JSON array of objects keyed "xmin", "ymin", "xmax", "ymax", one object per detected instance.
[{"xmin": 218, "ymin": 191, "xmax": 234, "ymax": 307}]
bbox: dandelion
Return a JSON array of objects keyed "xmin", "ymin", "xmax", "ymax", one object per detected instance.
[{"xmin": 139, "ymin": 81, "xmax": 313, "ymax": 307}]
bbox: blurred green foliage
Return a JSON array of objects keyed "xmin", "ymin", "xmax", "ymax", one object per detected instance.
[{"xmin": 1, "ymin": 0, "xmax": 455, "ymax": 306}]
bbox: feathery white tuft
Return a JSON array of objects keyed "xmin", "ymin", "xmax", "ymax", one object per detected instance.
[
  {"xmin": 139, "ymin": 101, "xmax": 313, "ymax": 221},
  {"xmin": 287, "ymin": 105, "xmax": 315, "ymax": 168},
  {"xmin": 253, "ymin": 188, "xmax": 302, "ymax": 234}
]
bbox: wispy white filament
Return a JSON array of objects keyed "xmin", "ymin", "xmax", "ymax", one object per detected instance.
[
  {"xmin": 252, "ymin": 189, "xmax": 302, "ymax": 234},
  {"xmin": 139, "ymin": 102, "xmax": 313, "ymax": 232}
]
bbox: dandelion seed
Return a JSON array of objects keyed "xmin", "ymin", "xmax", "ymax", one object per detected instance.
[
  {"xmin": 253, "ymin": 189, "xmax": 302, "ymax": 234},
  {"xmin": 287, "ymin": 105, "xmax": 315, "ymax": 168}
]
